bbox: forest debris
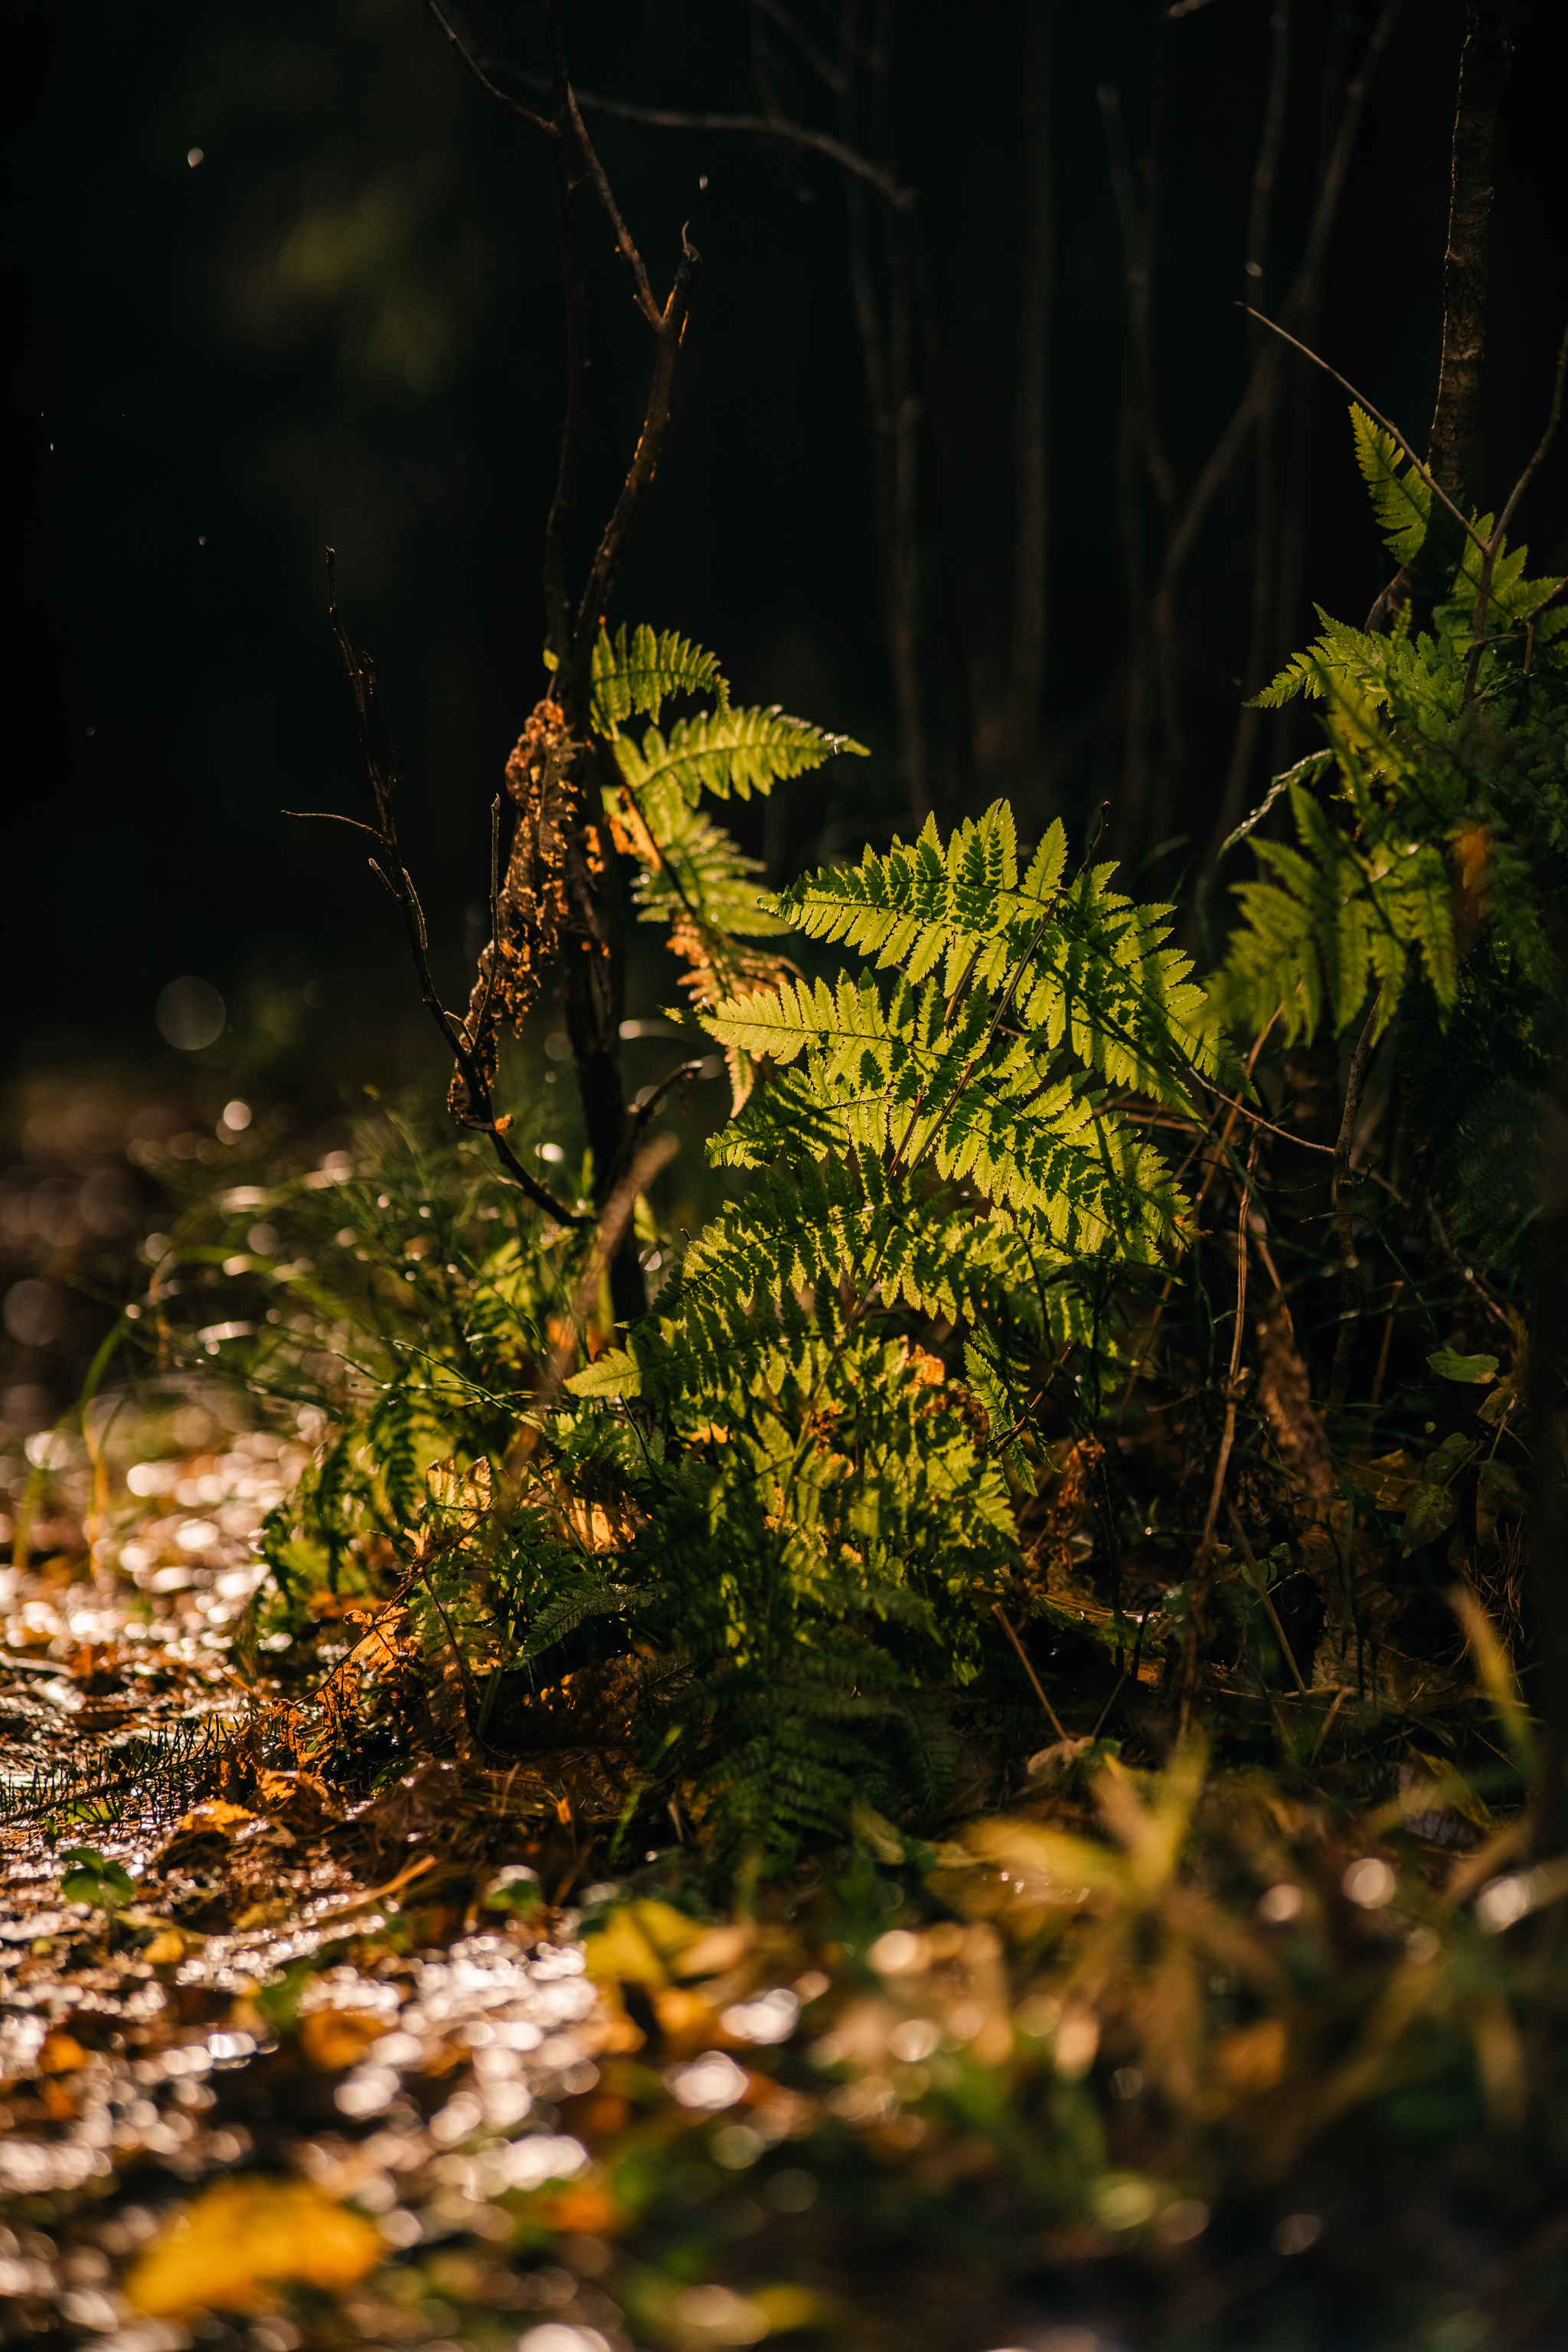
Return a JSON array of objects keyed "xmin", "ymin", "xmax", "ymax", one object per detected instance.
[
  {"xmin": 155, "ymin": 1798, "xmax": 255, "ymax": 1874},
  {"xmin": 253, "ymin": 1766, "xmax": 342, "ymax": 1838}
]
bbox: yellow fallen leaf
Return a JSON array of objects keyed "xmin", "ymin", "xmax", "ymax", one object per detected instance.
[
  {"xmin": 300, "ymin": 2008, "xmax": 388, "ymax": 2071},
  {"xmin": 582, "ymin": 1900, "xmax": 700, "ymax": 1988},
  {"xmin": 126, "ymin": 2177, "xmax": 383, "ymax": 2316},
  {"xmin": 143, "ymin": 1929, "xmax": 195, "ymax": 1966}
]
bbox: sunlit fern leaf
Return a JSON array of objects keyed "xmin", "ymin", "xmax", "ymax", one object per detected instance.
[
  {"xmin": 769, "ymin": 804, "xmax": 1217, "ymax": 1111},
  {"xmin": 701, "ymin": 970, "xmax": 1186, "ymax": 1263},
  {"xmin": 1351, "ymin": 403, "xmax": 1439, "ymax": 573},
  {"xmin": 589, "ymin": 623, "xmax": 726, "ymax": 735},
  {"xmin": 611, "ymin": 703, "xmax": 867, "ymax": 831},
  {"xmin": 630, "ymin": 805, "xmax": 792, "ymax": 939},
  {"xmin": 1212, "ymin": 781, "xmax": 1455, "ymax": 1045},
  {"xmin": 518, "ymin": 1579, "xmax": 645, "ymax": 1664}
]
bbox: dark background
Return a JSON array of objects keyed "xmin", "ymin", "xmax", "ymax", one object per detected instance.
[{"xmin": 9, "ymin": 0, "xmax": 1567, "ymax": 1098}]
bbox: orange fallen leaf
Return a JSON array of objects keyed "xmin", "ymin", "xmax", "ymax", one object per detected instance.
[{"xmin": 38, "ymin": 2031, "xmax": 90, "ymax": 2075}]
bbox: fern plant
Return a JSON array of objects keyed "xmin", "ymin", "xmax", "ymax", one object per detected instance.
[
  {"xmin": 1212, "ymin": 405, "xmax": 1566, "ymax": 1062},
  {"xmin": 552, "ymin": 784, "xmax": 1217, "ymax": 1857},
  {"xmin": 145, "ymin": 632, "xmax": 1218, "ymax": 1861}
]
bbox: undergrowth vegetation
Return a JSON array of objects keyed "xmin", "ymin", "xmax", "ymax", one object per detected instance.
[
  {"xmin": 18, "ymin": 401, "xmax": 1547, "ymax": 2341},
  {"xmin": 5, "ymin": 8, "xmax": 1566, "ymax": 2324}
]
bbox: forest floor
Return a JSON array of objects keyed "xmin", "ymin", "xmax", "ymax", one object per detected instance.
[
  {"xmin": 2, "ymin": 1078, "xmax": 1564, "ymax": 2352},
  {"xmin": 2, "ymin": 1380, "xmax": 1562, "ymax": 2352}
]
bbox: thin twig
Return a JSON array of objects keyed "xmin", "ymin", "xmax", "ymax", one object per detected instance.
[
  {"xmin": 753, "ymin": 0, "xmax": 847, "ymax": 93},
  {"xmin": 504, "ymin": 72, "xmax": 911, "ymax": 206},
  {"xmin": 1329, "ymin": 990, "xmax": 1382, "ymax": 1408},
  {"xmin": 1227, "ymin": 1503, "xmax": 1309, "ymax": 1697},
  {"xmin": 424, "ymin": 1, "xmax": 555, "ymax": 135},
  {"xmin": 570, "ymin": 237, "xmax": 701, "ymax": 693},
  {"xmin": 560, "ymin": 77, "xmax": 663, "ymax": 328},
  {"xmin": 992, "ymin": 1603, "xmax": 1069, "ymax": 1743},
  {"xmin": 1181, "ymin": 1132, "xmax": 1259, "ymax": 1736},
  {"xmin": 1155, "ymin": 0, "xmax": 1406, "ymax": 602},
  {"xmin": 319, "ymin": 553, "xmax": 585, "ymax": 1227},
  {"xmin": 1239, "ymin": 305, "xmax": 1488, "ymax": 555},
  {"xmin": 1188, "ymin": 1069, "xmax": 1336, "ymax": 1155},
  {"xmin": 531, "ymin": 1130, "xmax": 681, "ymax": 1423}
]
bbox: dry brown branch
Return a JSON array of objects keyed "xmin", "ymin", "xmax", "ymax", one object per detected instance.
[{"xmin": 299, "ymin": 556, "xmax": 584, "ymax": 1229}]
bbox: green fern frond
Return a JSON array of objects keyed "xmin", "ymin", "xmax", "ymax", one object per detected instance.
[
  {"xmin": 590, "ymin": 623, "xmax": 726, "ymax": 735},
  {"xmin": 1351, "ymin": 403, "xmax": 1436, "ymax": 572},
  {"xmin": 769, "ymin": 804, "xmax": 1216, "ymax": 1110},
  {"xmin": 611, "ymin": 702, "xmax": 867, "ymax": 837},
  {"xmin": 630, "ymin": 803, "xmax": 792, "ymax": 939}
]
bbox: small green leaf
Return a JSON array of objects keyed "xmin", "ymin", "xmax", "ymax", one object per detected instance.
[
  {"xmin": 481, "ymin": 1866, "xmax": 542, "ymax": 1919},
  {"xmin": 1403, "ymin": 1485, "xmax": 1459, "ymax": 1554},
  {"xmin": 59, "ymin": 1847, "xmax": 137, "ymax": 1909},
  {"xmin": 1426, "ymin": 1348, "xmax": 1498, "ymax": 1384}
]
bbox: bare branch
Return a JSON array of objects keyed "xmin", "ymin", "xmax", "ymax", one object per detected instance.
[
  {"xmin": 559, "ymin": 76, "xmax": 664, "ymax": 328},
  {"xmin": 1240, "ymin": 304, "xmax": 1488, "ymax": 554},
  {"xmin": 424, "ymin": 0, "xmax": 555, "ymax": 136},
  {"xmin": 321, "ymin": 555, "xmax": 587, "ymax": 1227},
  {"xmin": 570, "ymin": 234, "xmax": 701, "ymax": 699},
  {"xmin": 1157, "ymin": 0, "xmax": 1406, "ymax": 596},
  {"xmin": 493, "ymin": 61, "xmax": 910, "ymax": 205},
  {"xmin": 753, "ymin": 0, "xmax": 847, "ymax": 93}
]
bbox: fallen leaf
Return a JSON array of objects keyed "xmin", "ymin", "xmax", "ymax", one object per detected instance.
[
  {"xmin": 38, "ymin": 2031, "xmax": 90, "ymax": 2075},
  {"xmin": 144, "ymin": 1929, "xmax": 198, "ymax": 1966},
  {"xmin": 253, "ymin": 1768, "xmax": 342, "ymax": 1838},
  {"xmin": 126, "ymin": 2177, "xmax": 383, "ymax": 2316},
  {"xmin": 156, "ymin": 1801, "xmax": 256, "ymax": 1874},
  {"xmin": 583, "ymin": 1899, "xmax": 703, "ymax": 1988},
  {"xmin": 1403, "ymin": 1484, "xmax": 1459, "ymax": 1554},
  {"xmin": 300, "ymin": 2008, "xmax": 389, "ymax": 2072}
]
